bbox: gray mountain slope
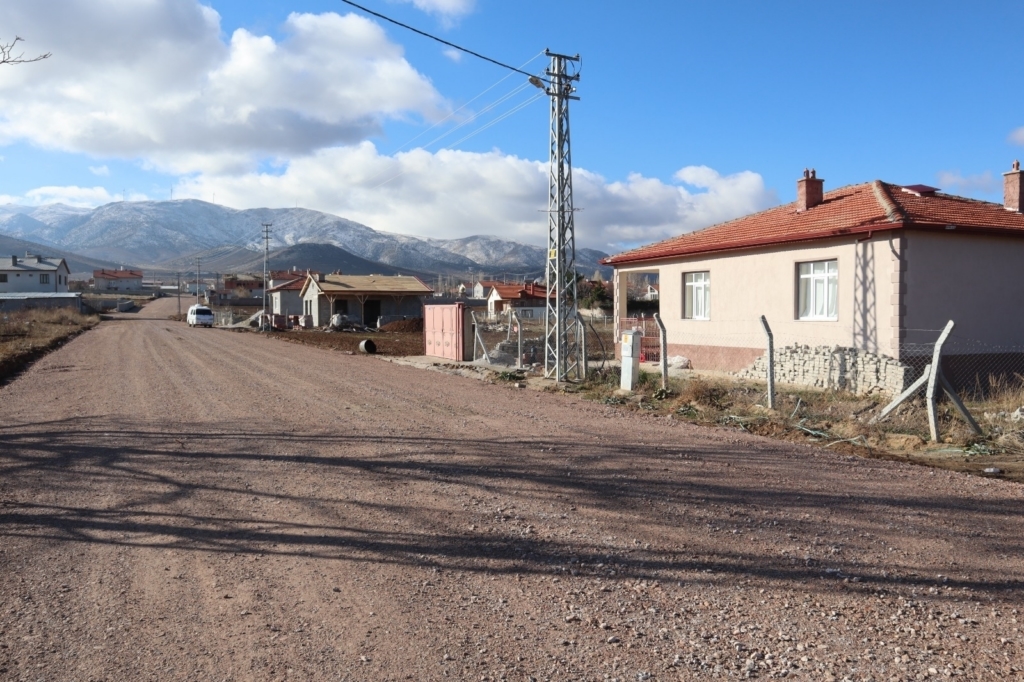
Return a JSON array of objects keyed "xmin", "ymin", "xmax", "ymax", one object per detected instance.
[{"xmin": 11, "ymin": 200, "xmax": 611, "ymax": 276}]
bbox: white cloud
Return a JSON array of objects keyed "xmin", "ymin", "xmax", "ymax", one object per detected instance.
[
  {"xmin": 1010, "ymin": 127, "xmax": 1024, "ymax": 145},
  {"xmin": 172, "ymin": 143, "xmax": 774, "ymax": 252},
  {"xmin": 442, "ymin": 47, "xmax": 463, "ymax": 62},
  {"xmin": 0, "ymin": 1, "xmax": 774, "ymax": 253},
  {"xmin": 936, "ymin": 170, "xmax": 1000, "ymax": 195},
  {"xmin": 396, "ymin": 0, "xmax": 476, "ymax": 20},
  {"xmin": 8, "ymin": 186, "xmax": 120, "ymax": 208},
  {"xmin": 89, "ymin": 165, "xmax": 110, "ymax": 176},
  {"xmin": 0, "ymin": 3, "xmax": 448, "ymax": 173}
]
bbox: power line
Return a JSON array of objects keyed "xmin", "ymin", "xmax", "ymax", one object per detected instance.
[{"xmin": 338, "ymin": 0, "xmax": 546, "ymax": 82}]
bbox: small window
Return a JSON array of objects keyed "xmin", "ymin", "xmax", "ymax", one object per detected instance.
[
  {"xmin": 797, "ymin": 259, "xmax": 838, "ymax": 320},
  {"xmin": 40, "ymin": 274, "xmax": 50, "ymax": 284},
  {"xmin": 683, "ymin": 271, "xmax": 710, "ymax": 320},
  {"xmin": 0, "ymin": 274, "xmax": 7, "ymax": 283}
]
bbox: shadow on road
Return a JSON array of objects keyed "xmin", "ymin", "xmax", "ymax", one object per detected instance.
[{"xmin": 2, "ymin": 416, "xmax": 1021, "ymax": 597}]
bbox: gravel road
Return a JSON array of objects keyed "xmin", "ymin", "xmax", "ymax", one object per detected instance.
[{"xmin": 1, "ymin": 296, "xmax": 1021, "ymax": 681}]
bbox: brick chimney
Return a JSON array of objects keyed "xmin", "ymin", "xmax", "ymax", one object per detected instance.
[
  {"xmin": 796, "ymin": 168, "xmax": 824, "ymax": 212},
  {"xmin": 1004, "ymin": 159, "xmax": 1022, "ymax": 212}
]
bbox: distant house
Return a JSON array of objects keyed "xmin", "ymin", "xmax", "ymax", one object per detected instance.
[
  {"xmin": 642, "ymin": 283, "xmax": 660, "ymax": 301},
  {"xmin": 603, "ymin": 162, "xmax": 1024, "ymax": 393},
  {"xmin": 93, "ymin": 268, "xmax": 143, "ymax": 291},
  {"xmin": 473, "ymin": 280, "xmax": 503, "ymax": 299},
  {"xmin": 300, "ymin": 274, "xmax": 433, "ymax": 327},
  {"xmin": 486, "ymin": 283, "xmax": 550, "ymax": 320},
  {"xmin": 1, "ymin": 255, "xmax": 71, "ymax": 293},
  {"xmin": 267, "ymin": 277, "xmax": 305, "ymax": 316}
]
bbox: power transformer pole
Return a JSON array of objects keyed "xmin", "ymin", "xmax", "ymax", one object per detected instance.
[
  {"xmin": 542, "ymin": 50, "xmax": 582, "ymax": 383},
  {"xmin": 262, "ymin": 222, "xmax": 273, "ymax": 330}
]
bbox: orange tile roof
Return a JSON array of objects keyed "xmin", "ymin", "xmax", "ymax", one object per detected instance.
[
  {"xmin": 603, "ymin": 181, "xmax": 1024, "ymax": 265},
  {"xmin": 267, "ymin": 278, "xmax": 305, "ymax": 293},
  {"xmin": 490, "ymin": 283, "xmax": 552, "ymax": 300}
]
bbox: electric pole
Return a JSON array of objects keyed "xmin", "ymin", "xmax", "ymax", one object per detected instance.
[
  {"xmin": 542, "ymin": 50, "xmax": 582, "ymax": 383},
  {"xmin": 195, "ymin": 257, "xmax": 200, "ymax": 305},
  {"xmin": 262, "ymin": 222, "xmax": 273, "ymax": 331},
  {"xmin": 176, "ymin": 272, "xmax": 181, "ymax": 317}
]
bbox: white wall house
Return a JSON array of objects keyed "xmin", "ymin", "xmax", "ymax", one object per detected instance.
[
  {"xmin": 1, "ymin": 255, "xmax": 71, "ymax": 293},
  {"xmin": 93, "ymin": 268, "xmax": 143, "ymax": 290},
  {"xmin": 268, "ymin": 278, "xmax": 305, "ymax": 315},
  {"xmin": 604, "ymin": 163, "xmax": 1024, "ymax": 394}
]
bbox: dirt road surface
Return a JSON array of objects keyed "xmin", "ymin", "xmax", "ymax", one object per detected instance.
[{"xmin": 1, "ymin": 297, "xmax": 1021, "ymax": 681}]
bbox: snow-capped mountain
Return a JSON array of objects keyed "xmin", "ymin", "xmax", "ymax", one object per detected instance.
[{"xmin": 0, "ymin": 200, "xmax": 610, "ymax": 275}]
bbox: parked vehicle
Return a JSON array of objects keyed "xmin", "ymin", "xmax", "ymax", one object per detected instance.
[{"xmin": 187, "ymin": 304, "xmax": 215, "ymax": 328}]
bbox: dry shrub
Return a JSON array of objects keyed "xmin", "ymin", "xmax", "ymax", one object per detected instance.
[
  {"xmin": 677, "ymin": 376, "xmax": 731, "ymax": 410},
  {"xmin": 0, "ymin": 308, "xmax": 98, "ymax": 364}
]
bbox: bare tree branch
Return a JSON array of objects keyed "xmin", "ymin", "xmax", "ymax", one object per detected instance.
[{"xmin": 1, "ymin": 36, "xmax": 51, "ymax": 65}]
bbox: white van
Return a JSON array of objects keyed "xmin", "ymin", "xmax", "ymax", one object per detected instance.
[{"xmin": 187, "ymin": 304, "xmax": 215, "ymax": 328}]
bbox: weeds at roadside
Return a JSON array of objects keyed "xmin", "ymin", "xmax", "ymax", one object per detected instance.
[
  {"xmin": 0, "ymin": 308, "xmax": 100, "ymax": 380},
  {"xmin": 573, "ymin": 366, "xmax": 1024, "ymax": 482}
]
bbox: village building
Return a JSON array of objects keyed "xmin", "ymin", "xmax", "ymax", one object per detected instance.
[
  {"xmin": 472, "ymin": 280, "xmax": 503, "ymax": 299},
  {"xmin": 93, "ymin": 268, "xmax": 143, "ymax": 291},
  {"xmin": 486, "ymin": 283, "xmax": 550, "ymax": 320},
  {"xmin": 603, "ymin": 161, "xmax": 1024, "ymax": 393},
  {"xmin": 267, "ymin": 277, "xmax": 305, "ymax": 316},
  {"xmin": 299, "ymin": 274, "xmax": 433, "ymax": 327},
  {"xmin": 1, "ymin": 255, "xmax": 71, "ymax": 293},
  {"xmin": 0, "ymin": 255, "xmax": 78, "ymax": 311}
]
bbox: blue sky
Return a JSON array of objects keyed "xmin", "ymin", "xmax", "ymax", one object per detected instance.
[{"xmin": 1, "ymin": 0, "xmax": 1022, "ymax": 251}]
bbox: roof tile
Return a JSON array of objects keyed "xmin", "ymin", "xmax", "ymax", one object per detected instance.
[{"xmin": 604, "ymin": 181, "xmax": 1024, "ymax": 265}]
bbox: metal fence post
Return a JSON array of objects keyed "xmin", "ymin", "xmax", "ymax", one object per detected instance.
[
  {"xmin": 926, "ymin": 320, "xmax": 955, "ymax": 442},
  {"xmin": 759, "ymin": 315, "xmax": 775, "ymax": 409},
  {"xmin": 653, "ymin": 312, "xmax": 668, "ymax": 390}
]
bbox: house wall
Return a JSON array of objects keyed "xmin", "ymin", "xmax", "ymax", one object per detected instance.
[
  {"xmin": 95, "ymin": 277, "xmax": 142, "ymax": 290},
  {"xmin": 614, "ymin": 234, "xmax": 898, "ymax": 370},
  {"xmin": 901, "ymin": 230, "xmax": 1024, "ymax": 351},
  {"xmin": 0, "ymin": 264, "xmax": 70, "ymax": 294},
  {"xmin": 272, "ymin": 290, "xmax": 303, "ymax": 316}
]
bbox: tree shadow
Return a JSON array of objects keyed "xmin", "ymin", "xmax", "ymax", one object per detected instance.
[{"xmin": 2, "ymin": 416, "xmax": 1022, "ymax": 597}]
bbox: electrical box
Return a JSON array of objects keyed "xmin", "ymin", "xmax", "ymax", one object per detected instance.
[{"xmin": 620, "ymin": 329, "xmax": 641, "ymax": 391}]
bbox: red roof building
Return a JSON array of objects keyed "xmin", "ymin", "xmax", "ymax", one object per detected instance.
[
  {"xmin": 93, "ymin": 268, "xmax": 143, "ymax": 290},
  {"xmin": 604, "ymin": 162, "xmax": 1024, "ymax": 393}
]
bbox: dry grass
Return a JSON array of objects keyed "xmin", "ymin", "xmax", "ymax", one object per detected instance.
[
  {"xmin": 567, "ymin": 367, "xmax": 1024, "ymax": 483},
  {"xmin": 0, "ymin": 308, "xmax": 100, "ymax": 379}
]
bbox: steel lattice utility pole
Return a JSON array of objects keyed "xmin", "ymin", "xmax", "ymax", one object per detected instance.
[
  {"xmin": 542, "ymin": 50, "xmax": 582, "ymax": 382},
  {"xmin": 262, "ymin": 222, "xmax": 273, "ymax": 331}
]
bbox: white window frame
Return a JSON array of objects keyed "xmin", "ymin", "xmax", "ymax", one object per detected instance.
[
  {"xmin": 683, "ymin": 271, "xmax": 710, "ymax": 320},
  {"xmin": 797, "ymin": 259, "xmax": 838, "ymax": 321},
  {"xmin": 39, "ymin": 274, "xmax": 50, "ymax": 284}
]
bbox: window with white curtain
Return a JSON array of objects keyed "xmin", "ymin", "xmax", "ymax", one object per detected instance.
[
  {"xmin": 683, "ymin": 271, "xmax": 710, "ymax": 320},
  {"xmin": 797, "ymin": 260, "xmax": 838, "ymax": 320}
]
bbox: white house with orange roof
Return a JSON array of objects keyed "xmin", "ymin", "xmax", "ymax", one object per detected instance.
[{"xmin": 603, "ymin": 161, "xmax": 1024, "ymax": 393}]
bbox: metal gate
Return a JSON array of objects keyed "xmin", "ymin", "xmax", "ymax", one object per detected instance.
[
  {"xmin": 618, "ymin": 316, "xmax": 661, "ymax": 363},
  {"xmin": 424, "ymin": 303, "xmax": 465, "ymax": 361}
]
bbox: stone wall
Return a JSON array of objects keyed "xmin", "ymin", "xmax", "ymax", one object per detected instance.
[{"xmin": 735, "ymin": 345, "xmax": 917, "ymax": 396}]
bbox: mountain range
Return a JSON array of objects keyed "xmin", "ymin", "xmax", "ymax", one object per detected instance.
[{"xmin": 0, "ymin": 200, "xmax": 611, "ymax": 278}]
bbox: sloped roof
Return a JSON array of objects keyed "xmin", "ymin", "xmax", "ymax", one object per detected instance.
[
  {"xmin": 267, "ymin": 278, "xmax": 305, "ymax": 293},
  {"xmin": 301, "ymin": 274, "xmax": 433, "ymax": 298},
  {"xmin": 603, "ymin": 180, "xmax": 1024, "ymax": 265},
  {"xmin": 490, "ymin": 283, "xmax": 551, "ymax": 300},
  {"xmin": 2, "ymin": 256, "xmax": 68, "ymax": 273}
]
